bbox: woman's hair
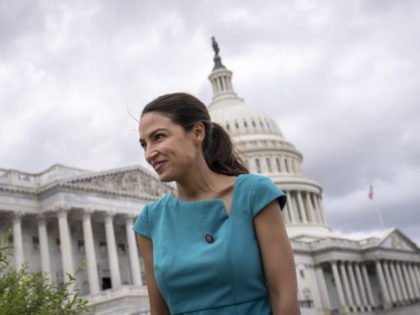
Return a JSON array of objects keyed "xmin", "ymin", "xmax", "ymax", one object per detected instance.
[{"xmin": 141, "ymin": 92, "xmax": 249, "ymax": 176}]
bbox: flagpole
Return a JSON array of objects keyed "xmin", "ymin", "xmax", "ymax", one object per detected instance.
[
  {"xmin": 369, "ymin": 183, "xmax": 384, "ymax": 230},
  {"xmin": 373, "ymin": 198, "xmax": 384, "ymax": 230}
]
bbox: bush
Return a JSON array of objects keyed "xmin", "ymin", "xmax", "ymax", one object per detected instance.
[{"xmin": 0, "ymin": 231, "xmax": 94, "ymax": 315}]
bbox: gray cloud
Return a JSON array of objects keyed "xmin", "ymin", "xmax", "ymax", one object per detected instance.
[{"xmin": 1, "ymin": 0, "xmax": 419, "ymax": 244}]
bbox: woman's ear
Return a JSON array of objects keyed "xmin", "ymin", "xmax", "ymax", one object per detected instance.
[{"xmin": 193, "ymin": 122, "xmax": 205, "ymax": 143}]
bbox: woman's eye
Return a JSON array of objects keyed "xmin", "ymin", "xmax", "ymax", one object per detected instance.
[
  {"xmin": 139, "ymin": 141, "xmax": 146, "ymax": 149},
  {"xmin": 155, "ymin": 133, "xmax": 165, "ymax": 141}
]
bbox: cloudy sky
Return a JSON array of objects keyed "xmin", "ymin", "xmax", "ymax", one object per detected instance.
[{"xmin": 1, "ymin": 0, "xmax": 419, "ymax": 245}]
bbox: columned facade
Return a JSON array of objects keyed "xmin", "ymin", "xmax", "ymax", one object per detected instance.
[
  {"xmin": 313, "ymin": 257, "xmax": 420, "ymax": 314},
  {"xmin": 4, "ymin": 203, "xmax": 152, "ymax": 294},
  {"xmin": 0, "ymin": 165, "xmax": 173, "ymax": 314}
]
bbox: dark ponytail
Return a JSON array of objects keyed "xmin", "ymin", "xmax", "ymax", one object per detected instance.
[
  {"xmin": 141, "ymin": 92, "xmax": 249, "ymax": 176},
  {"xmin": 202, "ymin": 121, "xmax": 248, "ymax": 176}
]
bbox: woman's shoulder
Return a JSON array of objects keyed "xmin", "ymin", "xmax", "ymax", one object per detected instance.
[
  {"xmin": 146, "ymin": 192, "xmax": 173, "ymax": 212},
  {"xmin": 237, "ymin": 173, "xmax": 274, "ymax": 187}
]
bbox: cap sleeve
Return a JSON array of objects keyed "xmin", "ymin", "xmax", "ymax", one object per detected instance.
[
  {"xmin": 251, "ymin": 176, "xmax": 287, "ymax": 217},
  {"xmin": 132, "ymin": 205, "xmax": 151, "ymax": 239}
]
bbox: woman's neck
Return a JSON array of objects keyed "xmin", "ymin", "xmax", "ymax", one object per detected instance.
[{"xmin": 174, "ymin": 168, "xmax": 234, "ymax": 201}]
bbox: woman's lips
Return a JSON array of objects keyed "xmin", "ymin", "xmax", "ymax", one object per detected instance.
[{"xmin": 153, "ymin": 160, "xmax": 166, "ymax": 173}]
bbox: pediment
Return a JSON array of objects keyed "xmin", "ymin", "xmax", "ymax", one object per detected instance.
[
  {"xmin": 63, "ymin": 166, "xmax": 173, "ymax": 197},
  {"xmin": 376, "ymin": 229, "xmax": 419, "ymax": 252}
]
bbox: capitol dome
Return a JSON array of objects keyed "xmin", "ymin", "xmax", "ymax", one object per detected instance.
[
  {"xmin": 207, "ymin": 39, "xmax": 330, "ymax": 239},
  {"xmin": 208, "ymin": 90, "xmax": 285, "ymax": 140}
]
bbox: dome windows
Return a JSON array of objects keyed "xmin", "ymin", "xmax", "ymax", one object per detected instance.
[
  {"xmin": 276, "ymin": 158, "xmax": 281, "ymax": 172},
  {"xmin": 266, "ymin": 158, "xmax": 272, "ymax": 173}
]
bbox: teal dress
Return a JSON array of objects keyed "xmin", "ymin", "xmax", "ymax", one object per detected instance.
[{"xmin": 133, "ymin": 174, "xmax": 286, "ymax": 315}]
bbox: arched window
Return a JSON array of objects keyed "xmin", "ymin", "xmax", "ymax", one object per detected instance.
[
  {"xmin": 276, "ymin": 158, "xmax": 281, "ymax": 172},
  {"xmin": 266, "ymin": 158, "xmax": 272, "ymax": 172}
]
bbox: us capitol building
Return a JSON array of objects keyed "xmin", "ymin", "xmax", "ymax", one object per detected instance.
[{"xmin": 1, "ymin": 41, "xmax": 419, "ymax": 315}]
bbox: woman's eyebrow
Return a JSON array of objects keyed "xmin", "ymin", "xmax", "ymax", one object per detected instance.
[{"xmin": 139, "ymin": 128, "xmax": 167, "ymax": 142}]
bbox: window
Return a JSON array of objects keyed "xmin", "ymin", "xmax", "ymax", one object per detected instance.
[
  {"xmin": 117, "ymin": 243, "xmax": 126, "ymax": 255},
  {"xmin": 243, "ymin": 120, "xmax": 248, "ymax": 128},
  {"xmin": 266, "ymin": 158, "xmax": 272, "ymax": 173},
  {"xmin": 78, "ymin": 240, "xmax": 85, "ymax": 253},
  {"xmin": 32, "ymin": 236, "xmax": 39, "ymax": 250},
  {"xmin": 100, "ymin": 241, "xmax": 107, "ymax": 254},
  {"xmin": 276, "ymin": 158, "xmax": 281, "ymax": 172},
  {"xmin": 285, "ymin": 159, "xmax": 290, "ymax": 173},
  {"xmin": 102, "ymin": 277, "xmax": 112, "ymax": 290}
]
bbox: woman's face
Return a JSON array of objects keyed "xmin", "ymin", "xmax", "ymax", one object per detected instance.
[{"xmin": 139, "ymin": 112, "xmax": 202, "ymax": 182}]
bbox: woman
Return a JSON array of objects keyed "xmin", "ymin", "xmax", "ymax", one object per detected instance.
[{"xmin": 133, "ymin": 93, "xmax": 300, "ymax": 315}]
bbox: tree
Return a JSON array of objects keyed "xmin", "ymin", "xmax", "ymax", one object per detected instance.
[{"xmin": 0, "ymin": 231, "xmax": 94, "ymax": 315}]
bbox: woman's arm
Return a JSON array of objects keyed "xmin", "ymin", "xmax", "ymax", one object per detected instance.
[
  {"xmin": 136, "ymin": 234, "xmax": 170, "ymax": 315},
  {"xmin": 254, "ymin": 200, "xmax": 301, "ymax": 315}
]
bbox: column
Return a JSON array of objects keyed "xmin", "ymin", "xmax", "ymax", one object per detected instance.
[
  {"xmin": 354, "ymin": 263, "xmax": 368, "ymax": 310},
  {"xmin": 285, "ymin": 191, "xmax": 297, "ymax": 223},
  {"xmin": 309, "ymin": 193, "xmax": 320, "ymax": 223},
  {"xmin": 104, "ymin": 212, "xmax": 121, "ymax": 289},
  {"xmin": 408, "ymin": 263, "xmax": 420, "ymax": 298},
  {"xmin": 396, "ymin": 262, "xmax": 409, "ymax": 302},
  {"xmin": 82, "ymin": 209, "xmax": 100, "ymax": 294},
  {"xmin": 414, "ymin": 264, "xmax": 420, "ymax": 295},
  {"xmin": 376, "ymin": 260, "xmax": 392, "ymax": 309},
  {"xmin": 383, "ymin": 261, "xmax": 397, "ymax": 305},
  {"xmin": 12, "ymin": 212, "xmax": 25, "ymax": 269},
  {"xmin": 332, "ymin": 261, "xmax": 347, "ymax": 313},
  {"xmin": 316, "ymin": 195, "xmax": 328, "ymax": 225},
  {"xmin": 361, "ymin": 264, "xmax": 375, "ymax": 309},
  {"xmin": 296, "ymin": 192, "xmax": 308, "ymax": 223},
  {"xmin": 402, "ymin": 263, "xmax": 415, "ymax": 301},
  {"xmin": 125, "ymin": 214, "xmax": 142, "ymax": 286},
  {"xmin": 315, "ymin": 265, "xmax": 331, "ymax": 309},
  {"xmin": 280, "ymin": 157, "xmax": 287, "ymax": 174},
  {"xmin": 390, "ymin": 261, "xmax": 404, "ymax": 303},
  {"xmin": 304, "ymin": 192, "xmax": 314, "ymax": 223},
  {"xmin": 37, "ymin": 215, "xmax": 51, "ymax": 276},
  {"xmin": 340, "ymin": 261, "xmax": 355, "ymax": 311},
  {"xmin": 57, "ymin": 206, "xmax": 75, "ymax": 282},
  {"xmin": 348, "ymin": 262, "xmax": 362, "ymax": 310}
]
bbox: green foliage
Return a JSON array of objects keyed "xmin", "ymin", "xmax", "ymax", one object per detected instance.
[{"xmin": 0, "ymin": 231, "xmax": 94, "ymax": 315}]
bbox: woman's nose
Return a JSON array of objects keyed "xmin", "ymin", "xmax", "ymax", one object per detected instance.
[{"xmin": 145, "ymin": 147, "xmax": 157, "ymax": 163}]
